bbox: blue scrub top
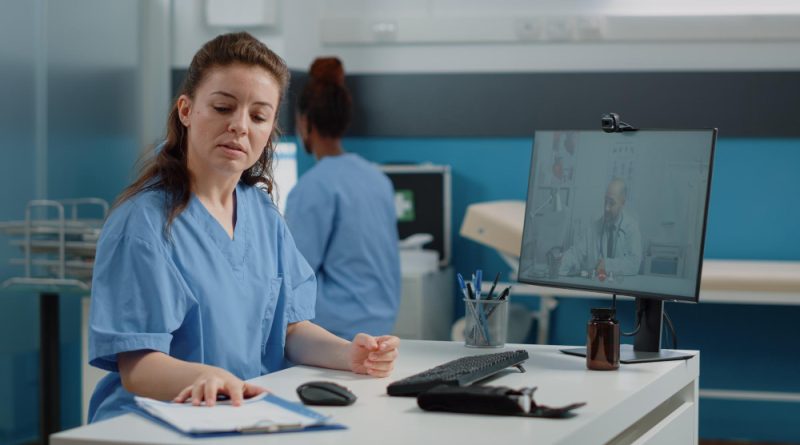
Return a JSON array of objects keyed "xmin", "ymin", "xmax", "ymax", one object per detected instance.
[
  {"xmin": 285, "ymin": 153, "xmax": 400, "ymax": 340},
  {"xmin": 88, "ymin": 182, "xmax": 316, "ymax": 422}
]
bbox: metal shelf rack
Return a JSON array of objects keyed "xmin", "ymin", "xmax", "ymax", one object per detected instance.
[{"xmin": 0, "ymin": 197, "xmax": 108, "ymax": 443}]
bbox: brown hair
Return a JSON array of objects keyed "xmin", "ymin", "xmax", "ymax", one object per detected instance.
[
  {"xmin": 116, "ymin": 32, "xmax": 290, "ymax": 232},
  {"xmin": 297, "ymin": 57, "xmax": 352, "ymax": 138}
]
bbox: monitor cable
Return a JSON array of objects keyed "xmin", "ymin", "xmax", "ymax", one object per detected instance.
[
  {"xmin": 662, "ymin": 310, "xmax": 678, "ymax": 349},
  {"xmin": 612, "ymin": 294, "xmax": 643, "ymax": 337},
  {"xmin": 611, "ymin": 294, "xmax": 678, "ymax": 347}
]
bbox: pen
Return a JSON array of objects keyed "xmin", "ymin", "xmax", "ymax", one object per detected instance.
[
  {"xmin": 468, "ymin": 280, "xmax": 491, "ymax": 343},
  {"xmin": 464, "ymin": 293, "xmax": 487, "ymax": 343},
  {"xmin": 461, "ymin": 277, "xmax": 487, "ymax": 343},
  {"xmin": 471, "ymin": 273, "xmax": 476, "ymax": 296},
  {"xmin": 498, "ymin": 286, "xmax": 511, "ymax": 300},
  {"xmin": 475, "ymin": 269, "xmax": 483, "ymax": 299},
  {"xmin": 456, "ymin": 273, "xmax": 469, "ymax": 299},
  {"xmin": 487, "ymin": 286, "xmax": 512, "ymax": 319},
  {"xmin": 486, "ymin": 272, "xmax": 500, "ymax": 300}
]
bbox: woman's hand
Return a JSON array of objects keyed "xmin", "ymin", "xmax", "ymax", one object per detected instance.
[
  {"xmin": 349, "ymin": 334, "xmax": 400, "ymax": 378},
  {"xmin": 172, "ymin": 367, "xmax": 266, "ymax": 407}
]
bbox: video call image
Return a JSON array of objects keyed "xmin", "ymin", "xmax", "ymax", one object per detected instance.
[{"xmin": 518, "ymin": 130, "xmax": 715, "ymax": 300}]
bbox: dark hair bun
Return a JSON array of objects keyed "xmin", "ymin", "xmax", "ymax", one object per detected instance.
[
  {"xmin": 309, "ymin": 57, "xmax": 345, "ymax": 86},
  {"xmin": 297, "ymin": 56, "xmax": 352, "ymax": 138}
]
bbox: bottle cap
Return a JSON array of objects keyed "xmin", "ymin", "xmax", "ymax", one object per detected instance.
[{"xmin": 591, "ymin": 307, "xmax": 616, "ymax": 320}]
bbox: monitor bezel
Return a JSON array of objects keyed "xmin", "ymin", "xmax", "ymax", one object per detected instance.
[{"xmin": 517, "ymin": 128, "xmax": 718, "ymax": 303}]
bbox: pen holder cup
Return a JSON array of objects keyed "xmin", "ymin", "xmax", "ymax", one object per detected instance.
[{"xmin": 463, "ymin": 298, "xmax": 508, "ymax": 348}]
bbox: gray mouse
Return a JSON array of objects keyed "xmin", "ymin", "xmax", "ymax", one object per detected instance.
[{"xmin": 296, "ymin": 381, "xmax": 357, "ymax": 406}]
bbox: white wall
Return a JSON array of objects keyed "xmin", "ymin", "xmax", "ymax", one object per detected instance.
[
  {"xmin": 172, "ymin": 0, "xmax": 800, "ymax": 73},
  {"xmin": 171, "ymin": 0, "xmax": 286, "ymax": 67}
]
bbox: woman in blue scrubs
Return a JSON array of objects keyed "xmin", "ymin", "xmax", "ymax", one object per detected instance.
[
  {"xmin": 285, "ymin": 58, "xmax": 401, "ymax": 340},
  {"xmin": 87, "ymin": 33, "xmax": 399, "ymax": 422}
]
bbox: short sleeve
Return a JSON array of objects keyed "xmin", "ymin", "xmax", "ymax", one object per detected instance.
[
  {"xmin": 89, "ymin": 233, "xmax": 191, "ymax": 372},
  {"xmin": 279, "ymin": 222, "xmax": 317, "ymax": 323}
]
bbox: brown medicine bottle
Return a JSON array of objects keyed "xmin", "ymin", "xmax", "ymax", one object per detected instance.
[{"xmin": 587, "ymin": 308, "xmax": 620, "ymax": 370}]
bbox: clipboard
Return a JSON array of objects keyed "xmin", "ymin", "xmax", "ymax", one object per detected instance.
[{"xmin": 133, "ymin": 393, "xmax": 346, "ymax": 437}]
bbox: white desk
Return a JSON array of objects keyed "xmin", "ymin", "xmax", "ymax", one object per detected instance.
[
  {"xmin": 510, "ymin": 259, "xmax": 800, "ymax": 305},
  {"xmin": 53, "ymin": 340, "xmax": 699, "ymax": 445},
  {"xmin": 482, "ymin": 259, "xmax": 800, "ymax": 346}
]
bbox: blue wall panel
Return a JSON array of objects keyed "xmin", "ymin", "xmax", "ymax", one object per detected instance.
[
  {"xmin": 704, "ymin": 138, "xmax": 800, "ymax": 261},
  {"xmin": 296, "ymin": 136, "xmax": 534, "ymax": 294}
]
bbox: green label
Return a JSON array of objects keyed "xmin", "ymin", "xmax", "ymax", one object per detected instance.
[{"xmin": 396, "ymin": 189, "xmax": 415, "ymax": 222}]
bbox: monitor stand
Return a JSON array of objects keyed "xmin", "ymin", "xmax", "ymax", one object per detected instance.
[{"xmin": 561, "ymin": 298, "xmax": 696, "ymax": 364}]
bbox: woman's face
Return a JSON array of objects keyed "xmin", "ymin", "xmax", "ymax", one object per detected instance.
[{"xmin": 178, "ymin": 63, "xmax": 280, "ymax": 180}]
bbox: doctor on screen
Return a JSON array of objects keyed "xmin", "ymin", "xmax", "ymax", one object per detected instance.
[{"xmin": 558, "ymin": 178, "xmax": 643, "ymax": 278}]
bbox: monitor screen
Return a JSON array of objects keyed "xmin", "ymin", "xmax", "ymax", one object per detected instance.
[
  {"xmin": 518, "ymin": 129, "xmax": 716, "ymax": 302},
  {"xmin": 271, "ymin": 142, "xmax": 298, "ymax": 214}
]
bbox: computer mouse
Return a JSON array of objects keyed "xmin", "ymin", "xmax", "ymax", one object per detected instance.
[{"xmin": 296, "ymin": 381, "xmax": 357, "ymax": 406}]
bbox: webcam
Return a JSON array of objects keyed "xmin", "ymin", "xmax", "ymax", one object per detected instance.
[{"xmin": 601, "ymin": 113, "xmax": 637, "ymax": 133}]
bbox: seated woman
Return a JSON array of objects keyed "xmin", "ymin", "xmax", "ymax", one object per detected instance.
[{"xmin": 87, "ymin": 32, "xmax": 399, "ymax": 422}]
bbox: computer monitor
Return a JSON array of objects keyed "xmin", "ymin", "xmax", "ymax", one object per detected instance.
[
  {"xmin": 271, "ymin": 142, "xmax": 298, "ymax": 214},
  {"xmin": 381, "ymin": 164, "xmax": 452, "ymax": 267},
  {"xmin": 518, "ymin": 129, "xmax": 716, "ymax": 362}
]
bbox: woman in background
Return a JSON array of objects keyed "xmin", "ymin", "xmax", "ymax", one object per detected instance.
[
  {"xmin": 88, "ymin": 33, "xmax": 399, "ymax": 422},
  {"xmin": 285, "ymin": 57, "xmax": 401, "ymax": 340}
]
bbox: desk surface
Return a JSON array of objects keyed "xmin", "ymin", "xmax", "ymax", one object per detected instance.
[{"xmin": 52, "ymin": 340, "xmax": 699, "ymax": 445}]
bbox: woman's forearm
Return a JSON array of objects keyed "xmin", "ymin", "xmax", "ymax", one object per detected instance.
[
  {"xmin": 118, "ymin": 350, "xmax": 215, "ymax": 401},
  {"xmin": 284, "ymin": 321, "xmax": 351, "ymax": 371}
]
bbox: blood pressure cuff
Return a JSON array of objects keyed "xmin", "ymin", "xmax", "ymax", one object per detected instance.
[{"xmin": 417, "ymin": 385, "xmax": 585, "ymax": 418}]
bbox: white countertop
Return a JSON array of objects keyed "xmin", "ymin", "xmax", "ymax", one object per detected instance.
[{"xmin": 52, "ymin": 340, "xmax": 699, "ymax": 445}]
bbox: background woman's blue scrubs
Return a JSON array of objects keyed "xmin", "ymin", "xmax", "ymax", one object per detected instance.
[
  {"xmin": 88, "ymin": 183, "xmax": 316, "ymax": 422},
  {"xmin": 285, "ymin": 153, "xmax": 400, "ymax": 340}
]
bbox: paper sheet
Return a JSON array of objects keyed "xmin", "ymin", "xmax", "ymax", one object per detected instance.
[{"xmin": 135, "ymin": 393, "xmax": 329, "ymax": 433}]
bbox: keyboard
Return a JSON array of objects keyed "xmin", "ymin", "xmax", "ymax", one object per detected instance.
[{"xmin": 387, "ymin": 350, "xmax": 530, "ymax": 396}]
